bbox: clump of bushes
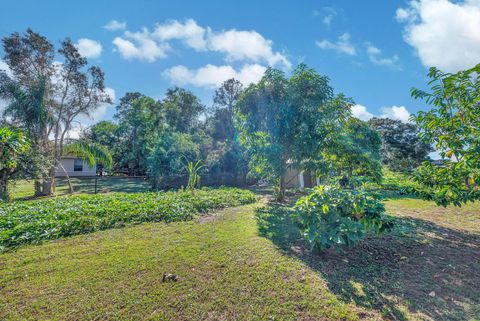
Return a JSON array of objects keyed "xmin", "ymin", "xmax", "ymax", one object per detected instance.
[
  {"xmin": 294, "ymin": 185, "xmax": 393, "ymax": 252},
  {"xmin": 0, "ymin": 187, "xmax": 256, "ymax": 250}
]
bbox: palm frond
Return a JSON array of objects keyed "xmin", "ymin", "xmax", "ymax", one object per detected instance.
[{"xmin": 64, "ymin": 140, "xmax": 113, "ymax": 169}]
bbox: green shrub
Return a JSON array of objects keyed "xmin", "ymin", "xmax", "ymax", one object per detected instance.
[
  {"xmin": 294, "ymin": 185, "xmax": 393, "ymax": 252},
  {"xmin": 0, "ymin": 187, "xmax": 256, "ymax": 250}
]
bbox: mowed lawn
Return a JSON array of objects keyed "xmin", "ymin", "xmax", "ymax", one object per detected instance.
[
  {"xmin": 10, "ymin": 177, "xmax": 151, "ymax": 200},
  {"xmin": 1, "ymin": 195, "xmax": 479, "ymax": 320}
]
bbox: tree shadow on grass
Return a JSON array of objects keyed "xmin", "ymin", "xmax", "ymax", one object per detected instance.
[{"xmin": 256, "ymin": 202, "xmax": 480, "ymax": 321}]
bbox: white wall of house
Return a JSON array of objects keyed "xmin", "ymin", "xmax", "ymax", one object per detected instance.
[
  {"xmin": 55, "ymin": 158, "xmax": 97, "ymax": 177},
  {"xmin": 284, "ymin": 168, "xmax": 318, "ymax": 189}
]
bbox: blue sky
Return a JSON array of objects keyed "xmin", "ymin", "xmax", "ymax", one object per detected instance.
[{"xmin": 1, "ymin": 0, "xmax": 480, "ymax": 128}]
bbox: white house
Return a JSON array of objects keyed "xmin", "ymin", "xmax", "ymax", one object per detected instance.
[
  {"xmin": 284, "ymin": 168, "xmax": 319, "ymax": 189},
  {"xmin": 55, "ymin": 157, "xmax": 97, "ymax": 177}
]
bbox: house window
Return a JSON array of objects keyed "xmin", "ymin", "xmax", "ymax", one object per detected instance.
[{"xmin": 74, "ymin": 158, "xmax": 83, "ymax": 172}]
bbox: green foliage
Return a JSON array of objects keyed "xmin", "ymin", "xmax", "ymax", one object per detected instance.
[
  {"xmin": 236, "ymin": 64, "xmax": 351, "ymax": 199},
  {"xmin": 205, "ymin": 79, "xmax": 248, "ymax": 181},
  {"xmin": 0, "ymin": 187, "xmax": 256, "ymax": 250},
  {"xmin": 63, "ymin": 140, "xmax": 113, "ymax": 169},
  {"xmin": 0, "ymin": 125, "xmax": 30, "ymax": 200},
  {"xmin": 320, "ymin": 117, "xmax": 383, "ymax": 187},
  {"xmin": 412, "ymin": 161, "xmax": 480, "ymax": 207},
  {"xmin": 373, "ymin": 168, "xmax": 420, "ymax": 195},
  {"xmin": 162, "ymin": 87, "xmax": 205, "ymax": 133},
  {"xmin": 1, "ymin": 29, "xmax": 111, "ymax": 196},
  {"xmin": 115, "ymin": 95, "xmax": 163, "ymax": 175},
  {"xmin": 411, "ymin": 64, "xmax": 480, "ymax": 206},
  {"xmin": 114, "ymin": 89, "xmax": 206, "ymax": 176},
  {"xmin": 82, "ymin": 121, "xmax": 120, "ymax": 165},
  {"xmin": 367, "ymin": 117, "xmax": 432, "ymax": 172},
  {"xmin": 147, "ymin": 132, "xmax": 200, "ymax": 187},
  {"xmin": 185, "ymin": 160, "xmax": 205, "ymax": 191},
  {"xmin": 0, "ymin": 126, "xmax": 29, "ymax": 170},
  {"xmin": 294, "ymin": 186, "xmax": 393, "ymax": 252}
]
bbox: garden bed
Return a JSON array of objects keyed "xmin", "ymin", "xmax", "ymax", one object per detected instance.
[{"xmin": 0, "ymin": 187, "xmax": 256, "ymax": 250}]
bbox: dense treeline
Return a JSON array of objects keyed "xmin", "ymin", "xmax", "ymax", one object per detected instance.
[
  {"xmin": 82, "ymin": 79, "xmax": 248, "ymax": 188},
  {"xmin": 0, "ymin": 28, "xmax": 445, "ymax": 205}
]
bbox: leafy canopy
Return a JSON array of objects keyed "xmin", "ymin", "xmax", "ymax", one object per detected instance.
[
  {"xmin": 320, "ymin": 117, "xmax": 382, "ymax": 187},
  {"xmin": 368, "ymin": 117, "xmax": 432, "ymax": 172},
  {"xmin": 236, "ymin": 64, "xmax": 351, "ymax": 199},
  {"xmin": 411, "ymin": 64, "xmax": 480, "ymax": 206},
  {"xmin": 0, "ymin": 125, "xmax": 30, "ymax": 200}
]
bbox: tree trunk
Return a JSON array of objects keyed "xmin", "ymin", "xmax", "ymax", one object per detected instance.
[
  {"xmin": 0, "ymin": 171, "xmax": 8, "ymax": 201},
  {"xmin": 58, "ymin": 162, "xmax": 74, "ymax": 193},
  {"xmin": 34, "ymin": 180, "xmax": 43, "ymax": 196},
  {"xmin": 42, "ymin": 167, "xmax": 57, "ymax": 196},
  {"xmin": 277, "ymin": 175, "xmax": 286, "ymax": 202}
]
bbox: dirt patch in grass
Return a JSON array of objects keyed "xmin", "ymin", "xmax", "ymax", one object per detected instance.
[{"xmin": 256, "ymin": 197, "xmax": 480, "ymax": 321}]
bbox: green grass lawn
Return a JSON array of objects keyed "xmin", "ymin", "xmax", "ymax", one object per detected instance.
[
  {"xmin": 10, "ymin": 177, "xmax": 151, "ymax": 200},
  {"xmin": 1, "ymin": 193, "xmax": 479, "ymax": 320}
]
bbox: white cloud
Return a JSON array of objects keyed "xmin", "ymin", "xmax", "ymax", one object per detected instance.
[
  {"xmin": 104, "ymin": 20, "xmax": 127, "ymax": 31},
  {"xmin": 163, "ymin": 64, "xmax": 266, "ymax": 88},
  {"xmin": 113, "ymin": 28, "xmax": 170, "ymax": 62},
  {"xmin": 351, "ymin": 104, "xmax": 411, "ymax": 123},
  {"xmin": 351, "ymin": 104, "xmax": 374, "ymax": 121},
  {"xmin": 316, "ymin": 33, "xmax": 356, "ymax": 55},
  {"xmin": 323, "ymin": 15, "xmax": 334, "ymax": 26},
  {"xmin": 207, "ymin": 29, "xmax": 291, "ymax": 69},
  {"xmin": 0, "ymin": 59, "xmax": 12, "ymax": 77},
  {"xmin": 366, "ymin": 44, "xmax": 400, "ymax": 68},
  {"xmin": 112, "ymin": 19, "xmax": 290, "ymax": 69},
  {"xmin": 153, "ymin": 19, "xmax": 207, "ymax": 51},
  {"xmin": 313, "ymin": 7, "xmax": 337, "ymax": 26},
  {"xmin": 395, "ymin": 8, "xmax": 412, "ymax": 22},
  {"xmin": 380, "ymin": 105, "xmax": 411, "ymax": 123},
  {"xmin": 397, "ymin": 0, "xmax": 480, "ymax": 72},
  {"xmin": 75, "ymin": 39, "xmax": 103, "ymax": 59},
  {"xmin": 65, "ymin": 124, "xmax": 84, "ymax": 139}
]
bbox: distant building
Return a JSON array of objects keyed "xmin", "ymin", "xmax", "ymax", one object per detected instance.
[
  {"xmin": 55, "ymin": 157, "xmax": 97, "ymax": 177},
  {"xmin": 283, "ymin": 168, "xmax": 319, "ymax": 189}
]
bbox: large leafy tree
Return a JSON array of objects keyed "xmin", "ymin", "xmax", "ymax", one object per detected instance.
[
  {"xmin": 162, "ymin": 87, "xmax": 205, "ymax": 133},
  {"xmin": 83, "ymin": 121, "xmax": 120, "ymax": 151},
  {"xmin": 321, "ymin": 118, "xmax": 382, "ymax": 187},
  {"xmin": 0, "ymin": 125, "xmax": 30, "ymax": 200},
  {"xmin": 114, "ymin": 88, "xmax": 205, "ymax": 177},
  {"xmin": 236, "ymin": 64, "xmax": 351, "ymax": 200},
  {"xmin": 0, "ymin": 29, "xmax": 111, "ymax": 196},
  {"xmin": 206, "ymin": 79, "xmax": 248, "ymax": 181},
  {"xmin": 114, "ymin": 95, "xmax": 163, "ymax": 175},
  {"xmin": 147, "ymin": 132, "xmax": 200, "ymax": 188},
  {"xmin": 367, "ymin": 117, "xmax": 431, "ymax": 172},
  {"xmin": 411, "ymin": 64, "xmax": 480, "ymax": 206}
]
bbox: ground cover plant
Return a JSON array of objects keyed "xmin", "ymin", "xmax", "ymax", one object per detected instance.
[
  {"xmin": 0, "ymin": 187, "xmax": 256, "ymax": 250},
  {"xmin": 294, "ymin": 186, "xmax": 393, "ymax": 251}
]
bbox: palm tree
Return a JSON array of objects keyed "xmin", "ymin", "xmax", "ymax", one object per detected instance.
[
  {"xmin": 0, "ymin": 73, "xmax": 52, "ymax": 196},
  {"xmin": 62, "ymin": 140, "xmax": 113, "ymax": 193}
]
